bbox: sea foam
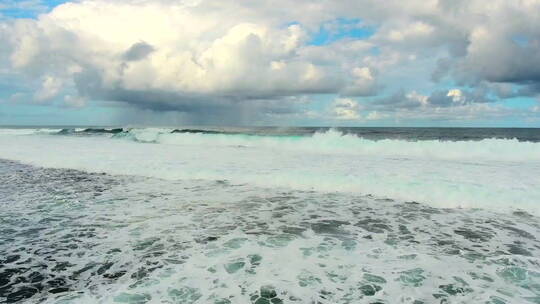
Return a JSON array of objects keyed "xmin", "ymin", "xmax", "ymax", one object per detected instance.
[
  {"xmin": 0, "ymin": 129, "xmax": 539, "ymax": 215},
  {"xmin": 1, "ymin": 160, "xmax": 538, "ymax": 303}
]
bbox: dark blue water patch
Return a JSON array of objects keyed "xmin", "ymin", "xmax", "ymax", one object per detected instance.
[
  {"xmin": 56, "ymin": 128, "xmax": 125, "ymax": 135},
  {"xmin": 170, "ymin": 129, "xmax": 234, "ymax": 135}
]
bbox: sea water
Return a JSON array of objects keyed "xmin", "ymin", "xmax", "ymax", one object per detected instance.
[{"xmin": 0, "ymin": 127, "xmax": 538, "ymax": 303}]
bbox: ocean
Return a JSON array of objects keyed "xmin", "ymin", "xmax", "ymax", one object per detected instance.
[{"xmin": 0, "ymin": 127, "xmax": 539, "ymax": 303}]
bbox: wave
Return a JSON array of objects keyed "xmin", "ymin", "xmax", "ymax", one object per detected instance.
[
  {"xmin": 0, "ymin": 128, "xmax": 125, "ymax": 136},
  {"xmin": 56, "ymin": 128, "xmax": 125, "ymax": 135},
  {"xmin": 0, "ymin": 129, "xmax": 539, "ymax": 215},
  {"xmin": 112, "ymin": 128, "xmax": 540, "ymax": 162},
  {"xmin": 171, "ymin": 128, "xmax": 235, "ymax": 135},
  {"xmin": 53, "ymin": 127, "xmax": 231, "ymax": 136},
  {"xmin": 4, "ymin": 127, "xmax": 540, "ymax": 162},
  {"xmin": 55, "ymin": 127, "xmax": 227, "ymax": 136},
  {"xmin": 0, "ymin": 128, "xmax": 64, "ymax": 135}
]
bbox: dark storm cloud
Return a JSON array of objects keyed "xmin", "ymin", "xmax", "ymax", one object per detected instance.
[
  {"xmin": 374, "ymin": 91, "xmax": 422, "ymax": 110},
  {"xmin": 517, "ymin": 83, "xmax": 540, "ymax": 96},
  {"xmin": 365, "ymin": 87, "xmax": 495, "ymax": 113},
  {"xmin": 455, "ymin": 43, "xmax": 540, "ymax": 85},
  {"xmin": 428, "ymin": 88, "xmax": 493, "ymax": 107},
  {"xmin": 123, "ymin": 42, "xmax": 155, "ymax": 61},
  {"xmin": 72, "ymin": 65, "xmax": 307, "ymax": 124}
]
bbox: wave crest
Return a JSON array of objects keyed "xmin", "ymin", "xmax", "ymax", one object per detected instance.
[{"xmin": 113, "ymin": 128, "xmax": 540, "ymax": 162}]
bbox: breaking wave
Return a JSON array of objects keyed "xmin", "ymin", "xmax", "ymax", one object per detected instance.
[
  {"xmin": 106, "ymin": 128, "xmax": 540, "ymax": 162},
  {"xmin": 2, "ymin": 127, "xmax": 539, "ymax": 303},
  {"xmin": 57, "ymin": 128, "xmax": 125, "ymax": 135},
  {"xmin": 0, "ymin": 127, "xmax": 539, "ymax": 215}
]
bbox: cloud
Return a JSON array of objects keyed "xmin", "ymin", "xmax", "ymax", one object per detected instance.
[
  {"xmin": 0, "ymin": 0, "xmax": 381, "ymax": 118},
  {"xmin": 122, "ymin": 42, "xmax": 155, "ymax": 62},
  {"xmin": 1, "ymin": 0, "xmax": 540, "ymax": 125},
  {"xmin": 34, "ymin": 75, "xmax": 62, "ymax": 102},
  {"xmin": 366, "ymin": 111, "xmax": 388, "ymax": 121},
  {"xmin": 427, "ymin": 88, "xmax": 493, "ymax": 107},
  {"xmin": 341, "ymin": 67, "xmax": 378, "ymax": 96},
  {"xmin": 370, "ymin": 87, "xmax": 493, "ymax": 111},
  {"xmin": 63, "ymin": 94, "xmax": 86, "ymax": 108},
  {"xmin": 331, "ymin": 98, "xmax": 361, "ymax": 120}
]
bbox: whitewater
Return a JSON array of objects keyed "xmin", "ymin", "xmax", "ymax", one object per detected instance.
[{"xmin": 0, "ymin": 127, "xmax": 539, "ymax": 303}]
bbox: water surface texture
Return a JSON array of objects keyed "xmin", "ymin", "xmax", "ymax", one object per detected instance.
[{"xmin": 0, "ymin": 128, "xmax": 539, "ymax": 303}]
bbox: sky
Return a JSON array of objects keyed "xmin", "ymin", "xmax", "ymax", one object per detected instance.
[{"xmin": 0, "ymin": 0, "xmax": 540, "ymax": 127}]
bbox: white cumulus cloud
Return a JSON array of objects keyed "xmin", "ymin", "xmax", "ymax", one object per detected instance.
[{"xmin": 1, "ymin": 0, "xmax": 540, "ymax": 124}]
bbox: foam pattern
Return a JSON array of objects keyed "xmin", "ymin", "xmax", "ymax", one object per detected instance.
[
  {"xmin": 1, "ymin": 160, "xmax": 539, "ymax": 304},
  {"xmin": 0, "ymin": 131, "xmax": 539, "ymax": 215}
]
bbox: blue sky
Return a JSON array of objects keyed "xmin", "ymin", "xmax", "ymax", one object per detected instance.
[
  {"xmin": 0, "ymin": 0, "xmax": 67, "ymax": 18},
  {"xmin": 308, "ymin": 19, "xmax": 375, "ymax": 46},
  {"xmin": 0, "ymin": 0, "xmax": 539, "ymax": 127}
]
